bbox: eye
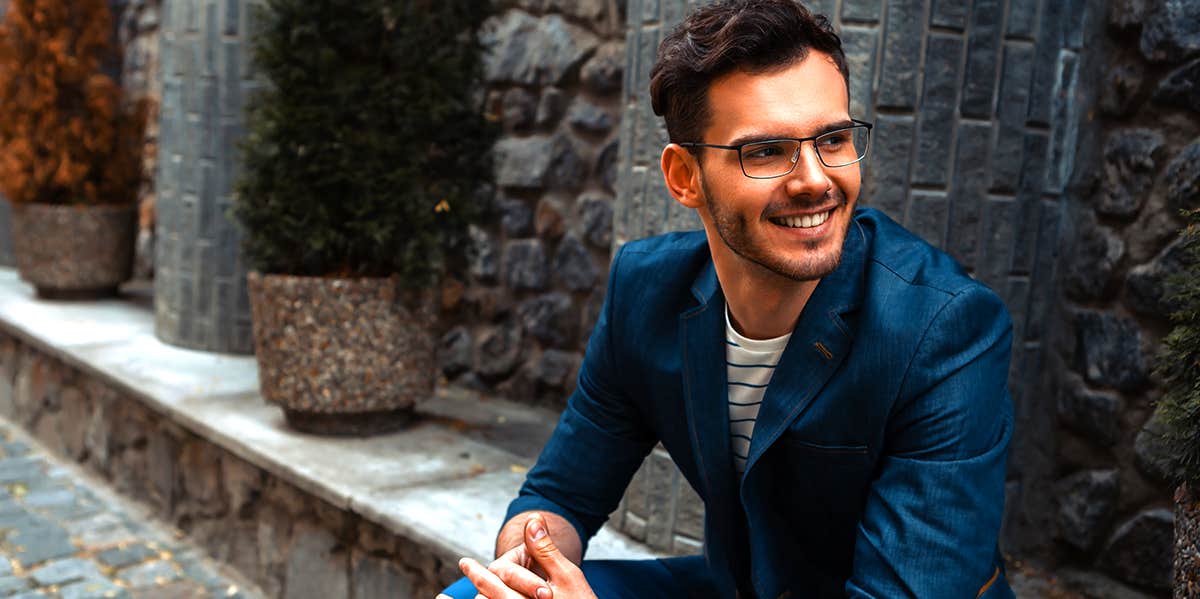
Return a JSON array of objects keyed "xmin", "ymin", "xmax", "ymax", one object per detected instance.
[
  {"xmin": 818, "ymin": 132, "xmax": 850, "ymax": 148},
  {"xmin": 742, "ymin": 141, "xmax": 790, "ymax": 161}
]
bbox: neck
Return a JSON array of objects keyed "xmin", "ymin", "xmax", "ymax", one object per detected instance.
[{"xmin": 716, "ymin": 256, "xmax": 819, "ymax": 340}]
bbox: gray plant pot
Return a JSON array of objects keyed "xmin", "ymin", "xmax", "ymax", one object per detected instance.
[
  {"xmin": 11, "ymin": 203, "xmax": 136, "ymax": 299},
  {"xmin": 246, "ymin": 271, "xmax": 437, "ymax": 436}
]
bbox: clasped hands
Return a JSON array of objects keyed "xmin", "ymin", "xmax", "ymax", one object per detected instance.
[{"xmin": 438, "ymin": 514, "xmax": 597, "ymax": 599}]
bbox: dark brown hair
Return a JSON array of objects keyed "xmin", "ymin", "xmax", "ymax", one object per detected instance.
[{"xmin": 649, "ymin": 0, "xmax": 850, "ymax": 145}]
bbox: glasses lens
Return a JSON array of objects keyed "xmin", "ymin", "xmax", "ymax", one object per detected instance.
[
  {"xmin": 815, "ymin": 126, "xmax": 870, "ymax": 168},
  {"xmin": 739, "ymin": 140, "xmax": 802, "ymax": 178}
]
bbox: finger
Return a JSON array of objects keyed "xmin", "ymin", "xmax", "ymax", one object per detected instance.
[
  {"xmin": 524, "ymin": 515, "xmax": 570, "ymax": 577},
  {"xmin": 459, "ymin": 557, "xmax": 522, "ymax": 599},
  {"xmin": 493, "ymin": 542, "xmax": 531, "ymax": 570},
  {"xmin": 487, "ymin": 559, "xmax": 553, "ymax": 599}
]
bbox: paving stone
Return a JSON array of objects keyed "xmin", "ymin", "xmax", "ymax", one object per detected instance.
[
  {"xmin": 0, "ymin": 576, "xmax": 32, "ymax": 595},
  {"xmin": 118, "ymin": 559, "xmax": 181, "ymax": 588},
  {"xmin": 7, "ymin": 591, "xmax": 48, "ymax": 598},
  {"xmin": 29, "ymin": 557, "xmax": 105, "ymax": 587},
  {"xmin": 21, "ymin": 488, "xmax": 79, "ymax": 509},
  {"xmin": 7, "ymin": 525, "xmax": 78, "ymax": 567},
  {"xmin": 59, "ymin": 579, "xmax": 130, "ymax": 599},
  {"xmin": 96, "ymin": 543, "xmax": 160, "ymax": 569}
]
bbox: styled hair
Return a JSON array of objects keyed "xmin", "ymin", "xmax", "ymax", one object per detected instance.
[{"xmin": 649, "ymin": 0, "xmax": 850, "ymax": 144}]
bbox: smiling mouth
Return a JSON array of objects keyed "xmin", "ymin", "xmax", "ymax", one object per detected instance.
[{"xmin": 768, "ymin": 208, "xmax": 835, "ymax": 229}]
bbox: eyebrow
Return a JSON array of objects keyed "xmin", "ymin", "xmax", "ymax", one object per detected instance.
[{"xmin": 725, "ymin": 119, "xmax": 856, "ymax": 147}]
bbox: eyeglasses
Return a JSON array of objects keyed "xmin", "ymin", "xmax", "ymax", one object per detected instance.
[{"xmin": 679, "ymin": 119, "xmax": 873, "ymax": 179}]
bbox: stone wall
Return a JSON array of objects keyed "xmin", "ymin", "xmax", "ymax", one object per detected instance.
[
  {"xmin": 437, "ymin": 0, "xmax": 627, "ymax": 407},
  {"xmin": 0, "ymin": 332, "xmax": 462, "ymax": 597},
  {"xmin": 1047, "ymin": 0, "xmax": 1199, "ymax": 595}
]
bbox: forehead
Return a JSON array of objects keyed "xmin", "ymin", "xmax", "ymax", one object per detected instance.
[{"xmin": 703, "ymin": 52, "xmax": 850, "ymax": 142}]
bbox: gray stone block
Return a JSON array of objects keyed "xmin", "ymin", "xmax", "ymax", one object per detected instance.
[
  {"xmin": 517, "ymin": 292, "xmax": 574, "ymax": 348},
  {"xmin": 1074, "ymin": 310, "xmax": 1146, "ymax": 392},
  {"xmin": 553, "ymin": 235, "xmax": 599, "ymax": 291},
  {"xmin": 907, "ymin": 191, "xmax": 949, "ymax": 248},
  {"xmin": 961, "ymin": 0, "xmax": 1004, "ymax": 118},
  {"xmin": 841, "ymin": 26, "xmax": 878, "ymax": 120},
  {"xmin": 1010, "ymin": 134, "xmax": 1048, "ymax": 275},
  {"xmin": 1005, "ymin": 0, "xmax": 1038, "ymax": 39},
  {"xmin": 841, "ymin": 0, "xmax": 880, "ymax": 23},
  {"xmin": 1057, "ymin": 383, "xmax": 1121, "ymax": 447},
  {"xmin": 991, "ymin": 42, "xmax": 1034, "ymax": 195},
  {"xmin": 978, "ymin": 196, "xmax": 1016, "ymax": 292},
  {"xmin": 1165, "ymin": 139, "xmax": 1200, "ymax": 214},
  {"xmin": 1064, "ymin": 218, "xmax": 1123, "ymax": 302},
  {"xmin": 482, "ymin": 12, "xmax": 599, "ymax": 86},
  {"xmin": 930, "ymin": 0, "xmax": 968, "ymax": 29},
  {"xmin": 1100, "ymin": 509, "xmax": 1174, "ymax": 592},
  {"xmin": 1029, "ymin": 0, "xmax": 1066, "ymax": 125},
  {"xmin": 863, "ymin": 115, "xmax": 914, "ymax": 220},
  {"xmin": 1152, "ymin": 58, "xmax": 1200, "ymax": 112},
  {"xmin": 1140, "ymin": 0, "xmax": 1200, "ymax": 63},
  {"xmin": 912, "ymin": 34, "xmax": 963, "ymax": 187},
  {"xmin": 946, "ymin": 122, "xmax": 991, "ymax": 271},
  {"xmin": 1056, "ymin": 469, "xmax": 1119, "ymax": 550},
  {"xmin": 877, "ymin": 0, "xmax": 922, "ymax": 109},
  {"xmin": 1099, "ymin": 129, "xmax": 1165, "ymax": 218},
  {"xmin": 283, "ymin": 527, "xmax": 348, "ymax": 599}
]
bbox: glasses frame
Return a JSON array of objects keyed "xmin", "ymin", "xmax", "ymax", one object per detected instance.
[{"xmin": 679, "ymin": 118, "xmax": 874, "ymax": 179}]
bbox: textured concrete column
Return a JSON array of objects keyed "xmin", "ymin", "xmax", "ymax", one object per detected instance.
[
  {"xmin": 613, "ymin": 0, "xmax": 1082, "ymax": 557},
  {"xmin": 153, "ymin": 0, "xmax": 255, "ymax": 354}
]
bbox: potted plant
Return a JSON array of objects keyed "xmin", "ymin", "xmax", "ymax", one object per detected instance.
[
  {"xmin": 0, "ymin": 0, "xmax": 146, "ymax": 298},
  {"xmin": 1152, "ymin": 207, "xmax": 1200, "ymax": 594},
  {"xmin": 234, "ymin": 0, "xmax": 496, "ymax": 435}
]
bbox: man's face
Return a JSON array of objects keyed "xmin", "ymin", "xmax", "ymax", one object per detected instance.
[{"xmin": 694, "ymin": 52, "xmax": 860, "ymax": 283}]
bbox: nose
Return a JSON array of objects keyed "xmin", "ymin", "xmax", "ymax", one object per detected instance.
[{"xmin": 784, "ymin": 142, "xmax": 833, "ymax": 197}]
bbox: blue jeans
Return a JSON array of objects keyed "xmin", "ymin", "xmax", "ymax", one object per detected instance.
[{"xmin": 440, "ymin": 555, "xmax": 716, "ymax": 599}]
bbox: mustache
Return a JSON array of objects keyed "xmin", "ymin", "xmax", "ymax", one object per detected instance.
[{"xmin": 760, "ymin": 188, "xmax": 847, "ymax": 219}]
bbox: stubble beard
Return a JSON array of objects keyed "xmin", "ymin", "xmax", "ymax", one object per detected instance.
[{"xmin": 700, "ymin": 175, "xmax": 851, "ymax": 283}]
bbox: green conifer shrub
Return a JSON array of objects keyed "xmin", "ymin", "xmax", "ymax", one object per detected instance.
[
  {"xmin": 233, "ymin": 0, "xmax": 496, "ymax": 285},
  {"xmin": 1154, "ymin": 208, "xmax": 1200, "ymax": 489}
]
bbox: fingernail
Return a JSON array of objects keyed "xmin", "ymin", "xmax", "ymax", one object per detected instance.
[
  {"xmin": 458, "ymin": 558, "xmax": 467, "ymax": 572},
  {"xmin": 536, "ymin": 587, "xmax": 552, "ymax": 599},
  {"xmin": 529, "ymin": 520, "xmax": 546, "ymax": 541}
]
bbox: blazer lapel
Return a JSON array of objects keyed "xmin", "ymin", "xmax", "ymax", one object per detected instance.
[
  {"xmin": 742, "ymin": 220, "xmax": 868, "ymax": 478},
  {"xmin": 680, "ymin": 260, "xmax": 743, "ymax": 594}
]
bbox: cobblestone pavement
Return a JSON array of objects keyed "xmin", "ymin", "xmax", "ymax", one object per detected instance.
[{"xmin": 0, "ymin": 419, "xmax": 264, "ymax": 599}]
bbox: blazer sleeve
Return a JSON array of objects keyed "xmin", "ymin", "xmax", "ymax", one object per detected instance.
[
  {"xmin": 503, "ymin": 244, "xmax": 657, "ymax": 555},
  {"xmin": 846, "ymin": 284, "xmax": 1015, "ymax": 598}
]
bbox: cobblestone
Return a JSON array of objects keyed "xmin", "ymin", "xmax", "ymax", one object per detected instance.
[{"xmin": 0, "ymin": 420, "xmax": 262, "ymax": 599}]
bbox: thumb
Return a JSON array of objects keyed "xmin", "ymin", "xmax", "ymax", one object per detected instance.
[{"xmin": 524, "ymin": 514, "xmax": 570, "ymax": 576}]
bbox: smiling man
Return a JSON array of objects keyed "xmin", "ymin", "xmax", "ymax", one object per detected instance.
[{"xmin": 441, "ymin": 1, "xmax": 1016, "ymax": 598}]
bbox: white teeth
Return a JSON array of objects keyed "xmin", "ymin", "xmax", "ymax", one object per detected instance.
[{"xmin": 775, "ymin": 209, "xmax": 832, "ymax": 229}]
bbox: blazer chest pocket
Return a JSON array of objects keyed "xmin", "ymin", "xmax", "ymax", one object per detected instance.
[{"xmin": 771, "ymin": 438, "xmax": 874, "ymax": 518}]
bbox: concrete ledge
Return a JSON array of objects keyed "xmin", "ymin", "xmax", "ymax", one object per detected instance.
[{"xmin": 0, "ymin": 269, "xmax": 658, "ymax": 595}]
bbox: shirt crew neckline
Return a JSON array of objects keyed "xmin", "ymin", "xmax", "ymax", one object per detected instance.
[{"xmin": 725, "ymin": 305, "xmax": 791, "ymax": 353}]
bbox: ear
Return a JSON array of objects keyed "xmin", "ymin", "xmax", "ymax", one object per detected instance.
[{"xmin": 660, "ymin": 144, "xmax": 705, "ymax": 209}]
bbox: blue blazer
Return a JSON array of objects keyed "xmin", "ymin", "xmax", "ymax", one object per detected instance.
[{"xmin": 506, "ymin": 208, "xmax": 1016, "ymax": 598}]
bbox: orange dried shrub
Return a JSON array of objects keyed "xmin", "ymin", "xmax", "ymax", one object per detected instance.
[{"xmin": 0, "ymin": 0, "xmax": 147, "ymax": 206}]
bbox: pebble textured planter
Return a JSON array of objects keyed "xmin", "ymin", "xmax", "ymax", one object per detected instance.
[
  {"xmin": 1177, "ymin": 484, "xmax": 1199, "ymax": 598},
  {"xmin": 247, "ymin": 272, "xmax": 436, "ymax": 435},
  {"xmin": 11, "ymin": 203, "xmax": 135, "ymax": 298}
]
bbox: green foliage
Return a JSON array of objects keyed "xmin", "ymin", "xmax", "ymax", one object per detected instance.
[
  {"xmin": 1154, "ymin": 208, "xmax": 1200, "ymax": 488},
  {"xmin": 233, "ymin": 0, "xmax": 497, "ymax": 284}
]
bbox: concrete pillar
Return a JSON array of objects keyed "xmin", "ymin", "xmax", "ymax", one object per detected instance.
[{"xmin": 153, "ymin": 0, "xmax": 256, "ymax": 354}]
